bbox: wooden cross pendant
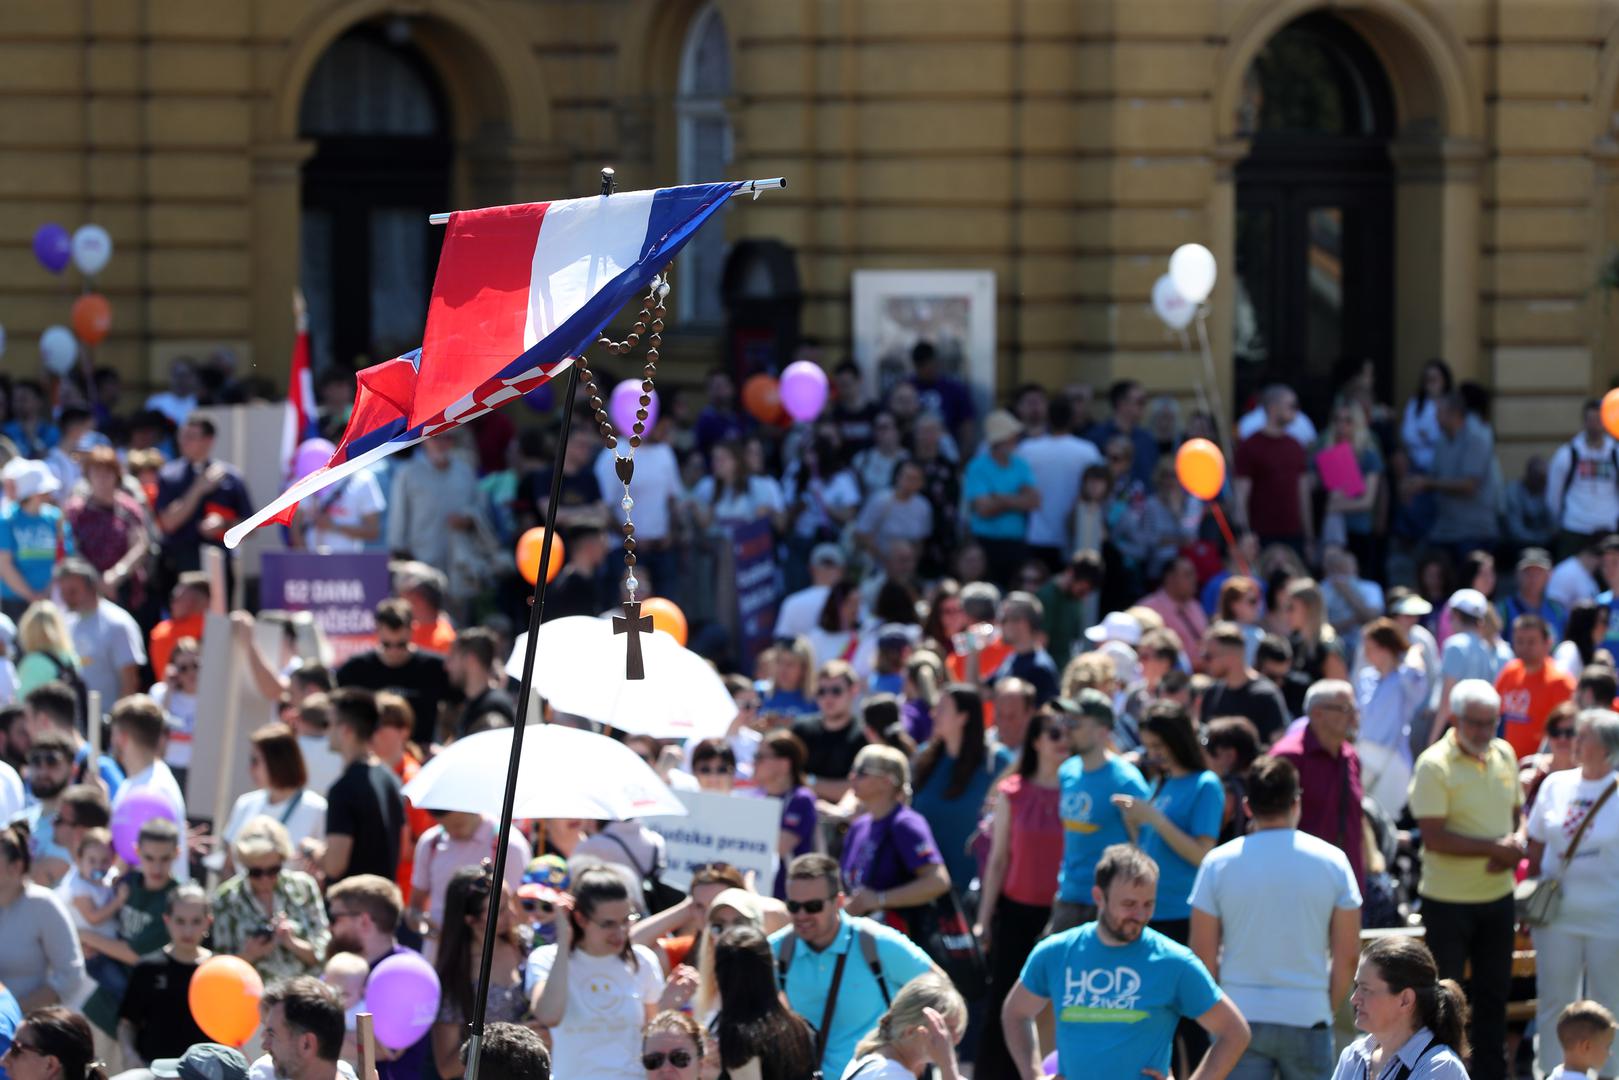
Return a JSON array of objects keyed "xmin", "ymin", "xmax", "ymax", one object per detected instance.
[{"xmin": 614, "ymin": 600, "xmax": 654, "ymax": 680}]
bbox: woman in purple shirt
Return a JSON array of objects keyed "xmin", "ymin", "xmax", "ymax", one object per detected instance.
[
  {"xmin": 751, "ymin": 730, "xmax": 820, "ymax": 899},
  {"xmin": 839, "ymin": 745, "xmax": 951, "ymax": 920}
]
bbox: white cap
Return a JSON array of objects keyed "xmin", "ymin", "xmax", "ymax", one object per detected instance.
[
  {"xmin": 1085, "ymin": 611, "xmax": 1143, "ymax": 646},
  {"xmin": 10, "ymin": 461, "xmax": 60, "ymax": 502},
  {"xmin": 1447, "ymin": 588, "xmax": 1489, "ymax": 621}
]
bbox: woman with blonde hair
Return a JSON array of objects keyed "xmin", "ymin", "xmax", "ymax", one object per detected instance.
[
  {"xmin": 1284, "ymin": 578, "xmax": 1348, "ymax": 682},
  {"xmin": 842, "ymin": 973, "xmax": 966, "ymax": 1080},
  {"xmin": 839, "ymin": 745, "xmax": 950, "ymax": 919},
  {"xmin": 209, "ymin": 814, "xmax": 329, "ymax": 980},
  {"xmin": 14, "ymin": 600, "xmax": 80, "ymax": 697},
  {"xmin": 761, "ymin": 636, "xmax": 818, "ymax": 722}
]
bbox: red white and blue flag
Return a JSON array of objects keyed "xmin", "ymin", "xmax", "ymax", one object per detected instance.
[
  {"xmin": 226, "ymin": 181, "xmax": 744, "ymax": 548},
  {"xmin": 280, "ymin": 325, "xmax": 317, "ymax": 482}
]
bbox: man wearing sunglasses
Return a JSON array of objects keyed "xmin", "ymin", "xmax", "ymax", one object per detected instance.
[
  {"xmin": 334, "ymin": 599, "xmax": 451, "ymax": 747},
  {"xmin": 790, "ymin": 661, "xmax": 866, "ymax": 802},
  {"xmin": 19, "ymin": 729, "xmax": 76, "ymax": 886},
  {"xmin": 770, "ymin": 854, "xmax": 936, "ymax": 1080}
]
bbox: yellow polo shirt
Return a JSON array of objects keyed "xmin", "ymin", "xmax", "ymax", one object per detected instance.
[{"xmin": 1407, "ymin": 731, "xmax": 1523, "ymax": 903}]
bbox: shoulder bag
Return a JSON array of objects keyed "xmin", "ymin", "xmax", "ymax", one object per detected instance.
[{"xmin": 1515, "ymin": 777, "xmax": 1618, "ymax": 928}]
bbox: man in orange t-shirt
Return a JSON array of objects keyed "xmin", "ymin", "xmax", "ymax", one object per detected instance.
[
  {"xmin": 148, "ymin": 571, "xmax": 210, "ymax": 678},
  {"xmin": 1494, "ymin": 613, "xmax": 1575, "ymax": 760}
]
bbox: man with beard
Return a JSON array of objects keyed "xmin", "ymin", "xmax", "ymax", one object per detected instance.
[
  {"xmin": 21, "ymin": 728, "xmax": 76, "ymax": 885},
  {"xmin": 446, "ymin": 627, "xmax": 514, "ymax": 740},
  {"xmin": 257, "ymin": 975, "xmax": 348, "ymax": 1080},
  {"xmin": 324, "ymin": 876, "xmax": 428, "ymax": 1080},
  {"xmin": 1002, "ymin": 844, "xmax": 1250, "ymax": 1080}
]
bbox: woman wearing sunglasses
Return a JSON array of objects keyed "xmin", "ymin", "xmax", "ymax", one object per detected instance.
[
  {"xmin": 432, "ymin": 867, "xmax": 532, "ymax": 1078},
  {"xmin": 2, "ymin": 1006, "xmax": 107, "ymax": 1080},
  {"xmin": 975, "ymin": 706, "xmax": 1069, "ymax": 1080},
  {"xmin": 641, "ymin": 1010, "xmax": 710, "ymax": 1080},
  {"xmin": 208, "ymin": 815, "xmax": 329, "ymax": 982},
  {"xmin": 530, "ymin": 868, "xmax": 690, "ymax": 1080}
]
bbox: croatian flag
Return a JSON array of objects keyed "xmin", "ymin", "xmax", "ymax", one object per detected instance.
[
  {"xmin": 280, "ymin": 325, "xmax": 317, "ymax": 482},
  {"xmin": 226, "ymin": 181, "xmax": 744, "ymax": 548}
]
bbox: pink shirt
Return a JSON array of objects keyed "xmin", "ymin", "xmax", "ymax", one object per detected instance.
[
  {"xmin": 1139, "ymin": 589, "xmax": 1209, "ymax": 665},
  {"xmin": 999, "ymin": 774, "xmax": 1064, "ymax": 907},
  {"xmin": 411, "ymin": 817, "xmax": 530, "ymax": 959}
]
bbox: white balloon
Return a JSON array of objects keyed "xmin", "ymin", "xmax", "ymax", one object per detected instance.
[
  {"xmin": 1169, "ymin": 243, "xmax": 1217, "ymax": 305},
  {"xmin": 1151, "ymin": 274, "xmax": 1196, "ymax": 331},
  {"xmin": 71, "ymin": 224, "xmax": 112, "ymax": 277},
  {"xmin": 40, "ymin": 325, "xmax": 78, "ymax": 376}
]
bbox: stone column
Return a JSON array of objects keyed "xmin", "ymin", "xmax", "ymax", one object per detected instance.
[{"xmin": 249, "ymin": 139, "xmax": 315, "ymax": 382}]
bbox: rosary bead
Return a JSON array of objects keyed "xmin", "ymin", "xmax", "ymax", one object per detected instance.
[
  {"xmin": 621, "ymin": 522, "xmax": 635, "ymax": 537},
  {"xmin": 642, "ymin": 380, "xmax": 654, "ymax": 393},
  {"xmin": 624, "ymin": 553, "xmax": 637, "ymax": 566},
  {"xmin": 638, "ymin": 394, "xmax": 651, "ymax": 406},
  {"xmin": 621, "ymin": 495, "xmax": 634, "ymax": 511},
  {"xmin": 589, "ymin": 396, "xmax": 603, "ymax": 410},
  {"xmin": 646, "ymin": 348, "xmax": 660, "ymax": 363},
  {"xmin": 635, "ymin": 409, "xmax": 648, "ymax": 421},
  {"xmin": 630, "ymin": 435, "xmax": 642, "ymax": 448},
  {"xmin": 625, "ymin": 333, "xmax": 640, "ymax": 348},
  {"xmin": 625, "ymin": 574, "xmax": 639, "ymax": 593},
  {"xmin": 651, "ymin": 319, "xmax": 664, "ymax": 333},
  {"xmin": 624, "ymin": 537, "xmax": 637, "ymax": 552},
  {"xmin": 605, "ymin": 435, "xmax": 617, "ymax": 448}
]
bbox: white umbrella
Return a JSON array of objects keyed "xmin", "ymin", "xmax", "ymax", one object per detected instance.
[
  {"xmin": 401, "ymin": 723, "xmax": 688, "ymax": 819},
  {"xmin": 506, "ymin": 615, "xmax": 737, "ymax": 739}
]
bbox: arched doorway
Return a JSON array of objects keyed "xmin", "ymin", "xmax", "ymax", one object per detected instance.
[
  {"xmin": 1233, "ymin": 12, "xmax": 1396, "ymax": 419},
  {"xmin": 676, "ymin": 4, "xmax": 733, "ymax": 326},
  {"xmin": 299, "ymin": 23, "xmax": 452, "ymax": 372}
]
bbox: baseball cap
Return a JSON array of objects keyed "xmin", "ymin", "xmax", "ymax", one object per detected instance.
[
  {"xmin": 982, "ymin": 409, "xmax": 1024, "ymax": 445},
  {"xmin": 810, "ymin": 543, "xmax": 846, "ymax": 568},
  {"xmin": 1084, "ymin": 611, "xmax": 1143, "ymax": 646},
  {"xmin": 1517, "ymin": 547, "xmax": 1552, "ymax": 572},
  {"xmin": 1447, "ymin": 588, "xmax": 1489, "ymax": 620},
  {"xmin": 151, "ymin": 1045, "xmax": 250, "ymax": 1080}
]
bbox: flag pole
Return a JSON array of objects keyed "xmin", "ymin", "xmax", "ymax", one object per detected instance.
[
  {"xmin": 461, "ymin": 172, "xmax": 605, "ymax": 1080},
  {"xmin": 425, "ymin": 176, "xmax": 787, "ymax": 224}
]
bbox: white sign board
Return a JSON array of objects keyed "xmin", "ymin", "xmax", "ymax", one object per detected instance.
[{"xmin": 644, "ymin": 790, "xmax": 781, "ymax": 891}]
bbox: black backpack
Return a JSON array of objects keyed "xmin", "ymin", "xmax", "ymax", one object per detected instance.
[{"xmin": 600, "ymin": 831, "xmax": 686, "ymax": 914}]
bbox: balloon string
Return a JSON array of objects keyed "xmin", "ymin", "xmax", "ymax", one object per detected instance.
[{"xmin": 1209, "ymin": 502, "xmax": 1251, "ymax": 580}]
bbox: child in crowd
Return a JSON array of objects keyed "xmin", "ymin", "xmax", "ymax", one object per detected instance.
[
  {"xmin": 1551, "ymin": 1000, "xmax": 1618, "ymax": 1079},
  {"xmin": 322, "ymin": 950, "xmax": 370, "ymax": 1063},
  {"xmin": 65, "ymin": 827, "xmax": 129, "ymax": 997},
  {"xmin": 117, "ymin": 884, "xmax": 214, "ymax": 1067}
]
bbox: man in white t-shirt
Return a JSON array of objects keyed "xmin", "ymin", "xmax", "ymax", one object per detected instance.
[
  {"xmin": 299, "ymin": 468, "xmax": 386, "ymax": 553},
  {"xmin": 1545, "ymin": 399, "xmax": 1619, "ymax": 557},
  {"xmin": 1018, "ymin": 393, "xmax": 1102, "ymax": 566},
  {"xmin": 596, "ymin": 424, "xmax": 684, "ymax": 602},
  {"xmin": 1189, "ymin": 755, "xmax": 1361, "ymax": 1078},
  {"xmin": 1549, "ymin": 545, "xmax": 1602, "ymax": 614},
  {"xmin": 108, "ymin": 694, "xmax": 189, "ymax": 881},
  {"xmin": 775, "ymin": 544, "xmax": 845, "ymax": 640}
]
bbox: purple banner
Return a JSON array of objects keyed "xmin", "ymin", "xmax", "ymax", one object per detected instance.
[
  {"xmin": 259, "ymin": 551, "xmax": 392, "ymax": 662},
  {"xmin": 731, "ymin": 520, "xmax": 780, "ymax": 670}
]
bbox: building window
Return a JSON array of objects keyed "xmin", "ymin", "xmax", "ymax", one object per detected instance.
[{"xmin": 676, "ymin": 5, "xmax": 733, "ymax": 326}]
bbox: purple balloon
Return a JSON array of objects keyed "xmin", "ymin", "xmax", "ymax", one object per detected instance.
[
  {"xmin": 780, "ymin": 359, "xmax": 829, "ymax": 422},
  {"xmin": 610, "ymin": 380, "xmax": 658, "ymax": 435},
  {"xmin": 32, "ymin": 223, "xmax": 71, "ymax": 274},
  {"xmin": 367, "ymin": 951, "xmax": 442, "ymax": 1049},
  {"xmin": 110, "ymin": 787, "xmax": 181, "ymax": 864},
  {"xmin": 1042, "ymin": 1051, "xmax": 1059, "ymax": 1077},
  {"xmin": 292, "ymin": 438, "xmax": 335, "ymax": 481}
]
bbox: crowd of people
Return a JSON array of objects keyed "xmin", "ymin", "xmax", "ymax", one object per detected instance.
[{"xmin": 1, "ymin": 344, "xmax": 1619, "ymax": 1080}]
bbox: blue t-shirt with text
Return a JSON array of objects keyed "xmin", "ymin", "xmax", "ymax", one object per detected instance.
[
  {"xmin": 1139, "ymin": 770, "xmax": 1224, "ymax": 921},
  {"xmin": 0, "ymin": 503, "xmax": 69, "ymax": 601},
  {"xmin": 1020, "ymin": 923, "xmax": 1221, "ymax": 1079},
  {"xmin": 1057, "ymin": 756, "xmax": 1150, "ymax": 903}
]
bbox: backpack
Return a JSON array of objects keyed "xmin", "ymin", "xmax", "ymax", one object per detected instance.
[
  {"xmin": 1558, "ymin": 436, "xmax": 1619, "ymax": 522},
  {"xmin": 600, "ymin": 830, "xmax": 686, "ymax": 914},
  {"xmin": 775, "ymin": 922, "xmax": 890, "ymax": 1071},
  {"xmin": 33, "ymin": 652, "xmax": 91, "ymax": 734}
]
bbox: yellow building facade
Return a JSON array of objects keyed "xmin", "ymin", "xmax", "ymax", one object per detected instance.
[{"xmin": 5, "ymin": 0, "xmax": 1619, "ymax": 467}]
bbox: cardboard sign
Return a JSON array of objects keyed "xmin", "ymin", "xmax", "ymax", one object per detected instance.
[
  {"xmin": 260, "ymin": 551, "xmax": 392, "ymax": 663},
  {"xmin": 644, "ymin": 790, "xmax": 782, "ymax": 891}
]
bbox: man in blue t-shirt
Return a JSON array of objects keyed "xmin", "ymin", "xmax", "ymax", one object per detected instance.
[
  {"xmin": 1004, "ymin": 844, "xmax": 1250, "ymax": 1080},
  {"xmin": 1050, "ymin": 690, "xmax": 1150, "ymax": 935},
  {"xmin": 962, "ymin": 409, "xmax": 1039, "ymax": 588}
]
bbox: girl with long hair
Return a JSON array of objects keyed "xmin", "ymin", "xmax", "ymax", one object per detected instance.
[
  {"xmin": 432, "ymin": 867, "xmax": 529, "ymax": 1077},
  {"xmin": 3, "ymin": 1007, "xmax": 109, "ymax": 1080},
  {"xmin": 843, "ymin": 973, "xmax": 966, "ymax": 1080},
  {"xmin": 1334, "ymin": 936, "xmax": 1469, "ymax": 1078},
  {"xmin": 1285, "ymin": 578, "xmax": 1348, "ymax": 682},
  {"xmin": 751, "ymin": 730, "xmax": 819, "ymax": 899},
  {"xmin": 529, "ymin": 868, "xmax": 686, "ymax": 1080},
  {"xmin": 1400, "ymin": 358, "xmax": 1453, "ymax": 473},
  {"xmin": 1216, "ymin": 575, "xmax": 1266, "ymax": 666},
  {"xmin": 1555, "ymin": 599, "xmax": 1609, "ymax": 679},
  {"xmin": 761, "ymin": 637, "xmax": 818, "ymax": 722},
  {"xmin": 807, "ymin": 582, "xmax": 863, "ymax": 670},
  {"xmin": 14, "ymin": 601, "xmax": 79, "ymax": 699},
  {"xmin": 899, "ymin": 650, "xmax": 944, "ymax": 745},
  {"xmin": 975, "ymin": 706, "xmax": 1069, "ymax": 1080},
  {"xmin": 711, "ymin": 926, "xmax": 817, "ymax": 1080},
  {"xmin": 911, "ymin": 685, "xmax": 994, "ymax": 895}
]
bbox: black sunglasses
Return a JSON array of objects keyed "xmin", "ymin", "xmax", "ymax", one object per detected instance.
[
  {"xmin": 785, "ymin": 898, "xmax": 830, "ymax": 915},
  {"xmin": 247, "ymin": 865, "xmax": 283, "ymax": 879},
  {"xmin": 642, "ymin": 1051, "xmax": 694, "ymax": 1071},
  {"xmin": 27, "ymin": 753, "xmax": 66, "ymax": 767},
  {"xmin": 1547, "ymin": 726, "xmax": 1576, "ymax": 738},
  {"xmin": 521, "ymin": 898, "xmax": 555, "ymax": 915}
]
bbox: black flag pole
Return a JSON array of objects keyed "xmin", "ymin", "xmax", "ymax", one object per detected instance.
[{"xmin": 459, "ymin": 166, "xmax": 614, "ymax": 1080}]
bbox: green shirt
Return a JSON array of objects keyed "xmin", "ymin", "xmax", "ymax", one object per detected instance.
[
  {"xmin": 210, "ymin": 869, "xmax": 329, "ymax": 983},
  {"xmin": 84, "ymin": 876, "xmax": 176, "ymax": 1034}
]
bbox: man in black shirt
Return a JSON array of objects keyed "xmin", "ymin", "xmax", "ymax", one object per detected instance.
[
  {"xmin": 322, "ymin": 688, "xmax": 406, "ymax": 883},
  {"xmin": 336, "ymin": 598, "xmax": 451, "ymax": 745},
  {"xmin": 543, "ymin": 524, "xmax": 614, "ymax": 622},
  {"xmin": 1199, "ymin": 621, "xmax": 1291, "ymax": 744},
  {"xmin": 829, "ymin": 361, "xmax": 881, "ymax": 453},
  {"xmin": 986, "ymin": 592, "xmax": 1061, "ymax": 703},
  {"xmin": 790, "ymin": 659, "xmax": 867, "ymax": 802},
  {"xmin": 117, "ymin": 884, "xmax": 214, "ymax": 1067},
  {"xmin": 1255, "ymin": 633, "xmax": 1312, "ymax": 720},
  {"xmin": 448, "ymin": 627, "xmax": 516, "ymax": 738}
]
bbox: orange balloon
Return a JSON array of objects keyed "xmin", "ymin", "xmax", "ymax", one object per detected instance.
[
  {"xmin": 1603, "ymin": 389, "xmax": 1619, "ymax": 440},
  {"xmin": 641, "ymin": 596, "xmax": 687, "ymax": 647},
  {"xmin": 516, "ymin": 527, "xmax": 565, "ymax": 585},
  {"xmin": 188, "ymin": 955, "xmax": 264, "ymax": 1047},
  {"xmin": 1175, "ymin": 437, "xmax": 1226, "ymax": 501},
  {"xmin": 71, "ymin": 293, "xmax": 111, "ymax": 346},
  {"xmin": 741, "ymin": 374, "xmax": 784, "ymax": 424}
]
